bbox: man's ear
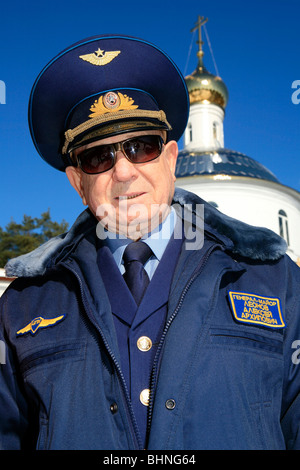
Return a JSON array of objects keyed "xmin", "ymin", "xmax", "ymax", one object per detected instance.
[
  {"xmin": 65, "ymin": 166, "xmax": 87, "ymax": 205},
  {"xmin": 164, "ymin": 140, "xmax": 178, "ymax": 181}
]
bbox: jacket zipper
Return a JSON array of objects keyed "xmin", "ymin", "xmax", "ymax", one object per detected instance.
[
  {"xmin": 61, "ymin": 261, "xmax": 143, "ymax": 450},
  {"xmin": 146, "ymin": 244, "xmax": 218, "ymax": 437}
]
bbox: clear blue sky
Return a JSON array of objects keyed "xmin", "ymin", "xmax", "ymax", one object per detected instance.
[{"xmin": 0, "ymin": 0, "xmax": 299, "ymax": 229}]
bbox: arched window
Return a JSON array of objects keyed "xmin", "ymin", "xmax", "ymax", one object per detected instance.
[
  {"xmin": 278, "ymin": 210, "xmax": 290, "ymax": 246},
  {"xmin": 188, "ymin": 122, "xmax": 193, "ymax": 142},
  {"xmin": 213, "ymin": 122, "xmax": 218, "ymax": 140}
]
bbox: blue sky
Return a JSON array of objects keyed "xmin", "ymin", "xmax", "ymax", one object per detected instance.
[{"xmin": 0, "ymin": 0, "xmax": 299, "ymax": 229}]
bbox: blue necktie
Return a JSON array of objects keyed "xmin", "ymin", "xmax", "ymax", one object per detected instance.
[{"xmin": 123, "ymin": 241, "xmax": 153, "ymax": 306}]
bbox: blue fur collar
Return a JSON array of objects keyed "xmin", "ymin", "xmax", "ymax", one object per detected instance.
[{"xmin": 5, "ymin": 188, "xmax": 287, "ymax": 278}]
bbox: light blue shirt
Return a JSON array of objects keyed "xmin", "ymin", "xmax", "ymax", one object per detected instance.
[{"xmin": 102, "ymin": 208, "xmax": 176, "ymax": 280}]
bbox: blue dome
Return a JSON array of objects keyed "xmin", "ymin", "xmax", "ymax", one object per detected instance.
[{"xmin": 175, "ymin": 148, "xmax": 280, "ymax": 183}]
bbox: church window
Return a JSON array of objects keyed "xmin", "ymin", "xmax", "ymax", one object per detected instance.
[
  {"xmin": 278, "ymin": 210, "xmax": 290, "ymax": 246},
  {"xmin": 188, "ymin": 123, "xmax": 193, "ymax": 142},
  {"xmin": 213, "ymin": 121, "xmax": 218, "ymax": 140}
]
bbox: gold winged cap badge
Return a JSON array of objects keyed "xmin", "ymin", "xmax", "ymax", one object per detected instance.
[{"xmin": 79, "ymin": 48, "xmax": 121, "ymax": 66}]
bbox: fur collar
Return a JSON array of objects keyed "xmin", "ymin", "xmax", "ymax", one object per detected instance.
[{"xmin": 5, "ymin": 188, "xmax": 286, "ymax": 278}]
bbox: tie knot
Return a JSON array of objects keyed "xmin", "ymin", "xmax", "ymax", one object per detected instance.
[{"xmin": 123, "ymin": 241, "xmax": 153, "ymax": 266}]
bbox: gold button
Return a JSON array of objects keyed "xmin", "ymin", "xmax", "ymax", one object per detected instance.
[
  {"xmin": 137, "ymin": 336, "xmax": 152, "ymax": 352},
  {"xmin": 140, "ymin": 389, "xmax": 150, "ymax": 406}
]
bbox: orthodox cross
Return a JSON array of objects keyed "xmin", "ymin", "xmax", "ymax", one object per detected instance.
[{"xmin": 191, "ymin": 15, "xmax": 208, "ymax": 56}]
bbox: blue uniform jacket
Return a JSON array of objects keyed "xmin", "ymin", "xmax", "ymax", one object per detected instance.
[{"xmin": 1, "ymin": 188, "xmax": 300, "ymax": 450}]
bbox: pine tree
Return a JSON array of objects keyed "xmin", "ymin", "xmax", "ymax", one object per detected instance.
[{"xmin": 0, "ymin": 210, "xmax": 69, "ymax": 267}]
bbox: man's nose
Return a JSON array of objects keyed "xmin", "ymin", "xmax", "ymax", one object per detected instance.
[{"xmin": 112, "ymin": 151, "xmax": 138, "ymax": 181}]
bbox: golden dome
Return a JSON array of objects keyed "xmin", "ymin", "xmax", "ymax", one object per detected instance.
[{"xmin": 185, "ymin": 52, "xmax": 229, "ymax": 110}]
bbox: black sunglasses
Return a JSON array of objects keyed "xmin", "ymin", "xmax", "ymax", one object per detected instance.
[{"xmin": 73, "ymin": 135, "xmax": 164, "ymax": 175}]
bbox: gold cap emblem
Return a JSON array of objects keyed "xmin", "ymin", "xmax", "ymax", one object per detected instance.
[
  {"xmin": 89, "ymin": 92, "xmax": 138, "ymax": 118},
  {"xmin": 79, "ymin": 48, "xmax": 121, "ymax": 66}
]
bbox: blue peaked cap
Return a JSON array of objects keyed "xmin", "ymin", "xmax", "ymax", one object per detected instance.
[{"xmin": 28, "ymin": 34, "xmax": 190, "ymax": 172}]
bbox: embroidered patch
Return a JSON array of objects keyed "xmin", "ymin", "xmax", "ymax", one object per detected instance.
[
  {"xmin": 16, "ymin": 315, "xmax": 66, "ymax": 337},
  {"xmin": 228, "ymin": 292, "xmax": 285, "ymax": 329}
]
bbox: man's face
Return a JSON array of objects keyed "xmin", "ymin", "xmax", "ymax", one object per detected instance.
[{"xmin": 66, "ymin": 130, "xmax": 178, "ymax": 239}]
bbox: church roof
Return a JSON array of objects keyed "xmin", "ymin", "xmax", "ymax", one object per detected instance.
[{"xmin": 175, "ymin": 148, "xmax": 280, "ymax": 183}]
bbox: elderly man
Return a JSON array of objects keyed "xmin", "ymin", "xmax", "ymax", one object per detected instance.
[{"xmin": 0, "ymin": 35, "xmax": 300, "ymax": 450}]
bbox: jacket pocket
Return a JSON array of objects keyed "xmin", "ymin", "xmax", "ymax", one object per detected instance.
[
  {"xmin": 209, "ymin": 327, "xmax": 283, "ymax": 355},
  {"xmin": 20, "ymin": 340, "xmax": 86, "ymax": 376}
]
